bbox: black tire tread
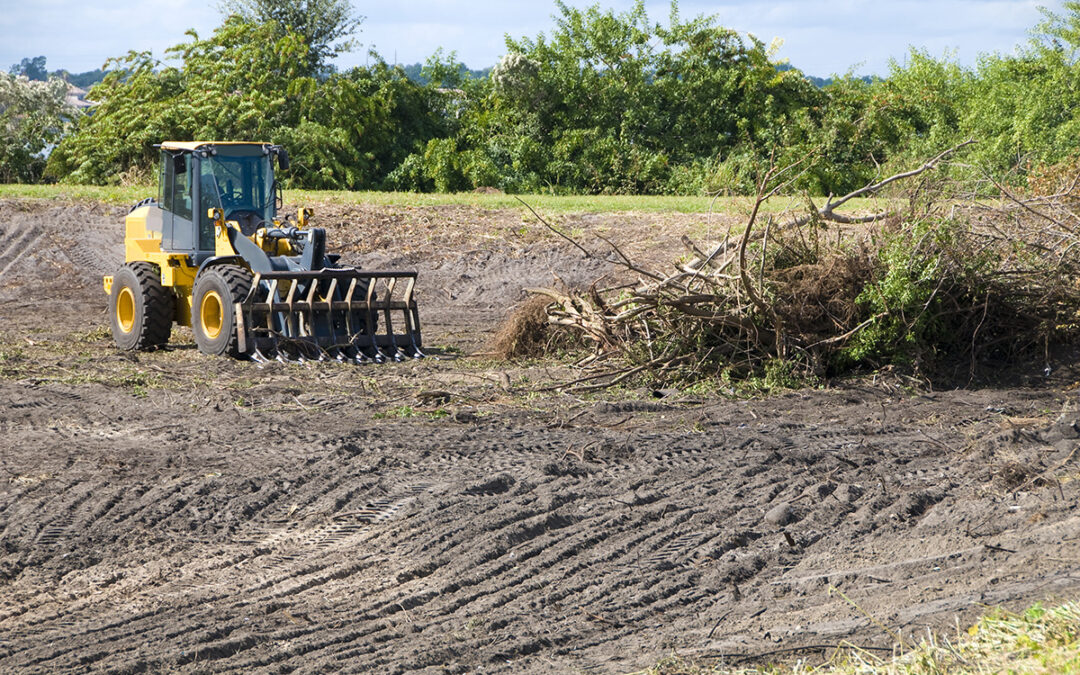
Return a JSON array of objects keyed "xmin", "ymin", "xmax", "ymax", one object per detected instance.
[
  {"xmin": 111, "ymin": 262, "xmax": 173, "ymax": 351},
  {"xmin": 193, "ymin": 264, "xmax": 252, "ymax": 358},
  {"xmin": 127, "ymin": 197, "xmax": 157, "ymax": 214}
]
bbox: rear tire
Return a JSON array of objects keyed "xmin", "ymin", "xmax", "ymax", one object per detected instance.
[
  {"xmin": 192, "ymin": 265, "xmax": 252, "ymax": 358},
  {"xmin": 109, "ymin": 262, "xmax": 173, "ymax": 351}
]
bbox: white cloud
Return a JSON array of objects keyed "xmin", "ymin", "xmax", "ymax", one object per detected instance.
[
  {"xmin": 0, "ymin": 0, "xmax": 1067, "ymax": 76},
  {"xmin": 673, "ymin": 0, "xmax": 1057, "ymax": 74}
]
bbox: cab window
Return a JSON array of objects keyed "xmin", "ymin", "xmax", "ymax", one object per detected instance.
[{"xmin": 160, "ymin": 152, "xmax": 192, "ymax": 220}]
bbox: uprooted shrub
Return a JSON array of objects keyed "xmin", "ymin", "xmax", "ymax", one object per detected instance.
[
  {"xmin": 492, "ymin": 294, "xmax": 585, "ymax": 359},
  {"xmin": 531, "ymin": 142, "xmax": 1080, "ymax": 391}
]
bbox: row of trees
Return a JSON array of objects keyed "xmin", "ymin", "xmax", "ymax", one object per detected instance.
[
  {"xmin": 10, "ymin": 56, "xmax": 105, "ymax": 88},
  {"xmin": 9, "ymin": 1, "xmax": 1080, "ymax": 194}
]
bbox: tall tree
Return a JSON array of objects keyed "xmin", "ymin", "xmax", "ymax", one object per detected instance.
[
  {"xmin": 217, "ymin": 0, "xmax": 362, "ymax": 74},
  {"xmin": 9, "ymin": 56, "xmax": 48, "ymax": 81}
]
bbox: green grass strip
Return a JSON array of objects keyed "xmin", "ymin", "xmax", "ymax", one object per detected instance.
[{"xmin": 0, "ymin": 183, "xmax": 886, "ymax": 215}]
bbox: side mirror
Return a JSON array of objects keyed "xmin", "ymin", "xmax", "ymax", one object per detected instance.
[{"xmin": 277, "ymin": 149, "xmax": 290, "ymax": 171}]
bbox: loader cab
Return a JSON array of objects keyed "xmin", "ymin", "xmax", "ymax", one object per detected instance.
[{"xmin": 158, "ymin": 142, "xmax": 287, "ymax": 264}]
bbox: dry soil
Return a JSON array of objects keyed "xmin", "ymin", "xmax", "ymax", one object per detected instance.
[{"xmin": 0, "ymin": 198, "xmax": 1078, "ymax": 674}]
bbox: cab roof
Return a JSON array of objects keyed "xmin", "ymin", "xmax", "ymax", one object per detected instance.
[{"xmin": 159, "ymin": 141, "xmax": 270, "ymax": 152}]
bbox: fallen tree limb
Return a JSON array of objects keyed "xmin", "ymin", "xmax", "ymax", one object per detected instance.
[{"xmin": 516, "ymin": 139, "xmax": 1080, "ymax": 391}]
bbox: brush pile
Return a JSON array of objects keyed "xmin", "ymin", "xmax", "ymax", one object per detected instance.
[{"xmin": 531, "ymin": 141, "xmax": 1080, "ymax": 390}]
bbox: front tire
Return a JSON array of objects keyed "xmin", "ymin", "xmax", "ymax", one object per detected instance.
[
  {"xmin": 192, "ymin": 265, "xmax": 252, "ymax": 358},
  {"xmin": 109, "ymin": 262, "xmax": 173, "ymax": 351}
]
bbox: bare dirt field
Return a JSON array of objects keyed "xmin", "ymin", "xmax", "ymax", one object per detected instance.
[{"xmin": 1, "ymin": 198, "xmax": 1079, "ymax": 673}]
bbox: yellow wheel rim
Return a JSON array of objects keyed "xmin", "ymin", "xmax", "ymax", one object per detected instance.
[
  {"xmin": 200, "ymin": 290, "xmax": 224, "ymax": 340},
  {"xmin": 116, "ymin": 287, "xmax": 136, "ymax": 333}
]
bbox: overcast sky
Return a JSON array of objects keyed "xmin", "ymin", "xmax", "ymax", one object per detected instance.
[{"xmin": 0, "ymin": 1, "xmax": 1065, "ymax": 78}]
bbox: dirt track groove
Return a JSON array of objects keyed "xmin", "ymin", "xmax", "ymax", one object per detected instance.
[{"xmin": 1, "ymin": 199, "xmax": 1079, "ymax": 673}]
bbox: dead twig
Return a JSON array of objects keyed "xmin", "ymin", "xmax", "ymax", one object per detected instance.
[{"xmin": 515, "ymin": 196, "xmax": 592, "ymax": 258}]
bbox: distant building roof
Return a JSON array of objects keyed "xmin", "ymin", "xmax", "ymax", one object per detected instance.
[{"xmin": 65, "ymin": 83, "xmax": 96, "ymax": 109}]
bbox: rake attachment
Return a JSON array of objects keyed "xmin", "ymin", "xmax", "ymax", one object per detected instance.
[{"xmin": 236, "ymin": 268, "xmax": 423, "ymax": 363}]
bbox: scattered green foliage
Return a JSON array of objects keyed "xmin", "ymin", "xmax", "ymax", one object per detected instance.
[
  {"xmin": 73, "ymin": 326, "xmax": 111, "ymax": 343},
  {"xmin": 629, "ymin": 601, "xmax": 1080, "ymax": 674},
  {"xmin": 372, "ymin": 405, "xmax": 451, "ymax": 420},
  {"xmin": 374, "ymin": 405, "xmax": 417, "ymax": 419}
]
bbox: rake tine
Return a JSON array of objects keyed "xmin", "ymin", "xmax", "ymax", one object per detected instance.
[
  {"xmin": 381, "ymin": 277, "xmax": 404, "ymax": 361},
  {"xmin": 321, "ymin": 278, "xmax": 342, "ymax": 362},
  {"xmin": 250, "ymin": 342, "xmax": 272, "ymax": 365},
  {"xmin": 400, "ymin": 277, "xmax": 424, "ymax": 358}
]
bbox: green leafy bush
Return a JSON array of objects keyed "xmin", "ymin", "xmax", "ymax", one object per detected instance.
[
  {"xmin": 46, "ymin": 19, "xmax": 445, "ymax": 190},
  {"xmin": 33, "ymin": 0, "xmax": 1080, "ymax": 196}
]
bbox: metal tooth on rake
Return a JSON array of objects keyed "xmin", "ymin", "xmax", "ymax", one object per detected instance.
[
  {"xmin": 406, "ymin": 332, "xmax": 425, "ymax": 359},
  {"xmin": 267, "ymin": 328, "xmax": 282, "ymax": 361},
  {"xmin": 331, "ymin": 345, "xmax": 358, "ymax": 363},
  {"xmin": 350, "ymin": 346, "xmax": 374, "ymax": 364}
]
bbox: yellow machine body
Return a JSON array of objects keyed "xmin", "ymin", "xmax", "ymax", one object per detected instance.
[
  {"xmin": 104, "ymin": 198, "xmax": 305, "ymax": 326},
  {"xmin": 104, "ymin": 141, "xmax": 422, "ymax": 362}
]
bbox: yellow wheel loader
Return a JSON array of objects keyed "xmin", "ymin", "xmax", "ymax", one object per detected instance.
[{"xmin": 104, "ymin": 141, "xmax": 422, "ymax": 362}]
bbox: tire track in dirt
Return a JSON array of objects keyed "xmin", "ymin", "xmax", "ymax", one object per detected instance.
[
  {"xmin": 0, "ymin": 226, "xmax": 44, "ymax": 289},
  {"xmin": 8, "ymin": 420, "xmax": 990, "ymax": 672},
  {"xmin": 3, "ymin": 199, "xmax": 1080, "ymax": 672},
  {"xmin": 0, "ymin": 465, "xmax": 443, "ymax": 671},
  {"xmin": 204, "ymin": 431, "xmax": 765, "ymax": 670}
]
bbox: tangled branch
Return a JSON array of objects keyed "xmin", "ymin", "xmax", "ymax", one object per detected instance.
[{"xmin": 529, "ymin": 141, "xmax": 1080, "ymax": 391}]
